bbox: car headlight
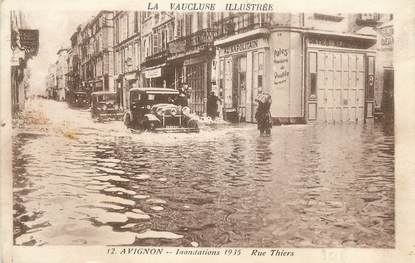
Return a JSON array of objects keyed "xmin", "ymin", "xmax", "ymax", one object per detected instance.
[
  {"xmin": 182, "ymin": 106, "xmax": 190, "ymax": 115},
  {"xmin": 146, "ymin": 105, "xmax": 151, "ymax": 110},
  {"xmin": 102, "ymin": 105, "xmax": 107, "ymax": 110}
]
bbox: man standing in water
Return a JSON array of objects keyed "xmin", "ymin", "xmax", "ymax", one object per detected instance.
[
  {"xmin": 255, "ymin": 88, "xmax": 272, "ymax": 136},
  {"xmin": 207, "ymin": 90, "xmax": 221, "ymax": 120}
]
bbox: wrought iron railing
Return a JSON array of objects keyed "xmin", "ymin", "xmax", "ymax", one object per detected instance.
[
  {"xmin": 213, "ymin": 14, "xmax": 271, "ymax": 39},
  {"xmin": 168, "ymin": 28, "xmax": 215, "ymax": 55}
]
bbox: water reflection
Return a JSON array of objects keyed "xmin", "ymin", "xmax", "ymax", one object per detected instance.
[{"xmin": 13, "ymin": 115, "xmax": 394, "ymax": 247}]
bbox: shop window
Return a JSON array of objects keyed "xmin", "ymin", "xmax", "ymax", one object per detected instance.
[
  {"xmin": 197, "ymin": 13, "xmax": 203, "ymax": 31},
  {"xmin": 309, "ymin": 52, "xmax": 317, "ymax": 98},
  {"xmin": 368, "ymin": 56, "xmax": 374, "ymax": 74},
  {"xmin": 258, "ymin": 75, "xmax": 263, "ymax": 88},
  {"xmin": 258, "ymin": 52, "xmax": 264, "ymax": 71},
  {"xmin": 219, "ymin": 60, "xmax": 224, "ymax": 78}
]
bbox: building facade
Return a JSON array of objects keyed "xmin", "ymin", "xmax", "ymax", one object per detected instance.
[
  {"xmin": 79, "ymin": 11, "xmax": 114, "ymax": 96},
  {"xmin": 10, "ymin": 10, "xmax": 39, "ymax": 115},
  {"xmin": 56, "ymin": 48, "xmax": 69, "ymax": 101},
  {"xmin": 168, "ymin": 12, "xmax": 216, "ymax": 115},
  {"xmin": 374, "ymin": 15, "xmax": 394, "ymax": 117},
  {"xmin": 113, "ymin": 11, "xmax": 142, "ymax": 110},
  {"xmin": 64, "ymin": 11, "xmax": 393, "ymax": 123},
  {"xmin": 46, "ymin": 63, "xmax": 57, "ymax": 99},
  {"xmin": 66, "ymin": 25, "xmax": 83, "ymax": 101},
  {"xmin": 213, "ymin": 13, "xmax": 379, "ymax": 124}
]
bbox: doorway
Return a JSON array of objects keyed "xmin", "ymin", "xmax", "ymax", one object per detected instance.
[
  {"xmin": 231, "ymin": 56, "xmax": 247, "ymax": 122},
  {"xmin": 382, "ymin": 68, "xmax": 394, "ymax": 116}
]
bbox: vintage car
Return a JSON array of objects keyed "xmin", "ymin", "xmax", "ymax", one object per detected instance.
[
  {"xmin": 123, "ymin": 87, "xmax": 199, "ymax": 132},
  {"xmin": 91, "ymin": 91, "xmax": 123, "ymax": 120},
  {"xmin": 71, "ymin": 91, "xmax": 90, "ymax": 108}
]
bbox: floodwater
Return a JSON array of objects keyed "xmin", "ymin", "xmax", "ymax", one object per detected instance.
[{"xmin": 13, "ymin": 99, "xmax": 394, "ymax": 247}]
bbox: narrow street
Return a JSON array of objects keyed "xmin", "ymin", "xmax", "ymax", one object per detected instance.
[{"xmin": 13, "ymin": 99, "xmax": 394, "ymax": 247}]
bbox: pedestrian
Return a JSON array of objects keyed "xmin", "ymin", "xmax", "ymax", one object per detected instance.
[
  {"xmin": 254, "ymin": 88, "xmax": 272, "ymax": 136},
  {"xmin": 175, "ymin": 83, "xmax": 191, "ymax": 107},
  {"xmin": 207, "ymin": 90, "xmax": 220, "ymax": 120}
]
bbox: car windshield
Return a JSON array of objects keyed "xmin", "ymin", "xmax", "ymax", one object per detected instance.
[
  {"xmin": 96, "ymin": 94, "xmax": 116, "ymax": 103},
  {"xmin": 131, "ymin": 92, "xmax": 173, "ymax": 104}
]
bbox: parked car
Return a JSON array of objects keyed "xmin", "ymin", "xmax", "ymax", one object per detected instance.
[
  {"xmin": 70, "ymin": 91, "xmax": 90, "ymax": 108},
  {"xmin": 91, "ymin": 91, "xmax": 123, "ymax": 120},
  {"xmin": 123, "ymin": 87, "xmax": 199, "ymax": 132}
]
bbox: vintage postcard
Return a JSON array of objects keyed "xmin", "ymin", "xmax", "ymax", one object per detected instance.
[{"xmin": 1, "ymin": 0, "xmax": 414, "ymax": 262}]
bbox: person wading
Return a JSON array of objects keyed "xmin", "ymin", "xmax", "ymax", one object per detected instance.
[
  {"xmin": 207, "ymin": 90, "xmax": 221, "ymax": 120},
  {"xmin": 254, "ymin": 88, "xmax": 272, "ymax": 136}
]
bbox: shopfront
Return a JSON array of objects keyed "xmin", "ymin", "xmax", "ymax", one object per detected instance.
[
  {"xmin": 215, "ymin": 37, "xmax": 270, "ymax": 122},
  {"xmin": 215, "ymin": 29, "xmax": 377, "ymax": 124},
  {"xmin": 184, "ymin": 56, "xmax": 212, "ymax": 116},
  {"xmin": 304, "ymin": 33, "xmax": 377, "ymax": 123}
]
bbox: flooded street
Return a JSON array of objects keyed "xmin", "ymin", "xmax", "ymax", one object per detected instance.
[{"xmin": 13, "ymin": 99, "xmax": 394, "ymax": 247}]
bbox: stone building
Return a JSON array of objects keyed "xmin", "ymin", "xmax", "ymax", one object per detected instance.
[
  {"xmin": 46, "ymin": 63, "xmax": 57, "ymax": 100},
  {"xmin": 10, "ymin": 10, "xmax": 39, "ymax": 115},
  {"xmin": 113, "ymin": 11, "xmax": 141, "ymax": 110},
  {"xmin": 56, "ymin": 48, "xmax": 69, "ymax": 101},
  {"xmin": 65, "ymin": 11, "xmax": 393, "ymax": 123},
  {"xmin": 79, "ymin": 11, "xmax": 114, "ymax": 95},
  {"xmin": 213, "ymin": 13, "xmax": 381, "ymax": 124}
]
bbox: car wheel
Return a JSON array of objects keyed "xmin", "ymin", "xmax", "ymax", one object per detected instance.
[{"xmin": 144, "ymin": 121, "xmax": 155, "ymax": 131}]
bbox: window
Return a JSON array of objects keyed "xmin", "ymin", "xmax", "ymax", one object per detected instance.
[
  {"xmin": 134, "ymin": 12, "xmax": 139, "ymax": 33},
  {"xmin": 258, "ymin": 52, "xmax": 264, "ymax": 89},
  {"xmin": 309, "ymin": 52, "xmax": 317, "ymax": 98},
  {"xmin": 168, "ymin": 23, "xmax": 173, "ymax": 42},
  {"xmin": 185, "ymin": 14, "xmax": 193, "ymax": 35},
  {"xmin": 197, "ymin": 13, "xmax": 203, "ymax": 30},
  {"xmin": 258, "ymin": 52, "xmax": 264, "ymax": 71},
  {"xmin": 367, "ymin": 56, "xmax": 375, "ymax": 98}
]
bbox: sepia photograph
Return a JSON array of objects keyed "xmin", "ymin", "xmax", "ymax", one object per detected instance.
[{"xmin": 1, "ymin": 0, "xmax": 414, "ymax": 262}]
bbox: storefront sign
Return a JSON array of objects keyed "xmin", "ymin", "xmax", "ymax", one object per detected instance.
[
  {"xmin": 379, "ymin": 26, "xmax": 393, "ymax": 50},
  {"xmin": 18, "ymin": 29, "xmax": 39, "ymax": 56},
  {"xmin": 223, "ymin": 40, "xmax": 258, "ymax": 55},
  {"xmin": 11, "ymin": 49, "xmax": 25, "ymax": 66},
  {"xmin": 144, "ymin": 68, "xmax": 162, "ymax": 78},
  {"xmin": 308, "ymin": 36, "xmax": 367, "ymax": 49},
  {"xmin": 125, "ymin": 72, "xmax": 137, "ymax": 81},
  {"xmin": 273, "ymin": 48, "xmax": 289, "ymax": 88}
]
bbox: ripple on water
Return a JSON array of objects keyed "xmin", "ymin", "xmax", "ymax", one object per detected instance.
[
  {"xmin": 134, "ymin": 194, "xmax": 150, "ymax": 199},
  {"xmin": 134, "ymin": 174, "xmax": 151, "ymax": 180},
  {"xmin": 93, "ymin": 175, "xmax": 129, "ymax": 182},
  {"xmin": 125, "ymin": 211, "xmax": 151, "ymax": 220},
  {"xmin": 146, "ymin": 198, "xmax": 167, "ymax": 205},
  {"xmin": 103, "ymin": 187, "xmax": 136, "ymax": 195},
  {"xmin": 150, "ymin": 206, "xmax": 164, "ymax": 211},
  {"xmin": 97, "ymin": 167, "xmax": 125, "ymax": 175}
]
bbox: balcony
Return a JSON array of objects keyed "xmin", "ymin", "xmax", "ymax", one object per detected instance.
[
  {"xmin": 142, "ymin": 49, "xmax": 169, "ymax": 67},
  {"xmin": 213, "ymin": 15, "xmax": 271, "ymax": 40},
  {"xmin": 356, "ymin": 14, "xmax": 381, "ymax": 27},
  {"xmin": 168, "ymin": 28, "xmax": 215, "ymax": 58}
]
